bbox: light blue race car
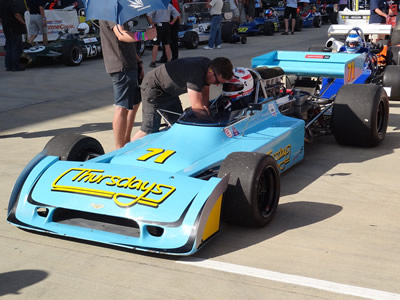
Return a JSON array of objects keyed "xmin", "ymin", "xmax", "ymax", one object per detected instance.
[{"xmin": 7, "ymin": 51, "xmax": 390, "ymax": 256}]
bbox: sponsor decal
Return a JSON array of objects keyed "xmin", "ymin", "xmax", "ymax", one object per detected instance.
[
  {"xmin": 83, "ymin": 37, "xmax": 98, "ymax": 43},
  {"xmin": 223, "ymin": 127, "xmax": 233, "ymax": 138},
  {"xmin": 52, "ymin": 168, "xmax": 176, "ymax": 208},
  {"xmin": 267, "ymin": 145, "xmax": 291, "ymax": 170},
  {"xmin": 232, "ymin": 127, "xmax": 240, "ymax": 136},
  {"xmin": 238, "ymin": 27, "xmax": 249, "ymax": 33},
  {"xmin": 268, "ymin": 103, "xmax": 277, "ymax": 116},
  {"xmin": 305, "ymin": 54, "xmax": 331, "ymax": 59}
]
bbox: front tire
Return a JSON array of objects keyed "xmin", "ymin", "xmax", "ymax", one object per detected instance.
[
  {"xmin": 332, "ymin": 85, "xmax": 389, "ymax": 147},
  {"xmin": 218, "ymin": 152, "xmax": 280, "ymax": 227},
  {"xmin": 44, "ymin": 134, "xmax": 104, "ymax": 161}
]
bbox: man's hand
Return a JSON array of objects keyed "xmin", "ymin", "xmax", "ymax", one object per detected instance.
[{"xmin": 145, "ymin": 27, "xmax": 157, "ymax": 40}]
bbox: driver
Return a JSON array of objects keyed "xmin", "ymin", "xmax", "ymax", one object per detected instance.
[
  {"xmin": 340, "ymin": 33, "xmax": 365, "ymax": 53},
  {"xmin": 222, "ymin": 67, "xmax": 255, "ymax": 110}
]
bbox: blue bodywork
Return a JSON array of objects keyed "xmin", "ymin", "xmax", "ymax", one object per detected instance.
[
  {"xmin": 7, "ymin": 69, "xmax": 305, "ymax": 255},
  {"xmin": 238, "ymin": 14, "xmax": 281, "ymax": 35}
]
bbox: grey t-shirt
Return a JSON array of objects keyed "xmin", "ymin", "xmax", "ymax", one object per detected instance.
[
  {"xmin": 151, "ymin": 57, "xmax": 211, "ymax": 96},
  {"xmin": 99, "ymin": 20, "xmax": 137, "ymax": 73}
]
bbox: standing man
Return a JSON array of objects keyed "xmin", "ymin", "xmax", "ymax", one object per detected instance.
[
  {"xmin": 0, "ymin": 0, "xmax": 27, "ymax": 71},
  {"xmin": 369, "ymin": 0, "xmax": 392, "ymax": 24},
  {"xmin": 132, "ymin": 57, "xmax": 234, "ymax": 140},
  {"xmin": 147, "ymin": 4, "xmax": 179, "ymax": 67},
  {"xmin": 204, "ymin": 0, "xmax": 223, "ymax": 50},
  {"xmin": 281, "ymin": 0, "xmax": 298, "ymax": 35},
  {"xmin": 99, "ymin": 21, "xmax": 157, "ymax": 149},
  {"xmin": 26, "ymin": 0, "xmax": 48, "ymax": 45}
]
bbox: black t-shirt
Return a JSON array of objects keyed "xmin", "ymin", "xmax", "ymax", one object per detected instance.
[
  {"xmin": 25, "ymin": 0, "xmax": 45, "ymax": 14},
  {"xmin": 0, "ymin": 0, "xmax": 27, "ymax": 35},
  {"xmin": 99, "ymin": 20, "xmax": 138, "ymax": 74},
  {"xmin": 154, "ymin": 57, "xmax": 211, "ymax": 96}
]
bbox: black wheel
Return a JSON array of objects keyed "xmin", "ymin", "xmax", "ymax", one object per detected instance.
[
  {"xmin": 241, "ymin": 35, "xmax": 247, "ymax": 44},
  {"xmin": 294, "ymin": 17, "xmax": 303, "ymax": 31},
  {"xmin": 218, "ymin": 152, "xmax": 280, "ymax": 227},
  {"xmin": 391, "ymin": 29, "xmax": 400, "ymax": 46},
  {"xmin": 388, "ymin": 46, "xmax": 400, "ymax": 65},
  {"xmin": 44, "ymin": 134, "xmax": 104, "ymax": 161},
  {"xmin": 330, "ymin": 12, "xmax": 338, "ymax": 24},
  {"xmin": 383, "ymin": 65, "xmax": 400, "ymax": 100},
  {"xmin": 62, "ymin": 43, "xmax": 83, "ymax": 66},
  {"xmin": 313, "ymin": 16, "xmax": 321, "ymax": 27},
  {"xmin": 263, "ymin": 22, "xmax": 274, "ymax": 36},
  {"xmin": 332, "ymin": 85, "xmax": 389, "ymax": 147},
  {"xmin": 221, "ymin": 21, "xmax": 238, "ymax": 43},
  {"xmin": 136, "ymin": 40, "xmax": 145, "ymax": 57},
  {"xmin": 182, "ymin": 31, "xmax": 199, "ymax": 49}
]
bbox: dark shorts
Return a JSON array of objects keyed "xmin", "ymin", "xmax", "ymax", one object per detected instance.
[
  {"xmin": 284, "ymin": 6, "xmax": 297, "ymax": 19},
  {"xmin": 153, "ymin": 22, "xmax": 171, "ymax": 46},
  {"xmin": 140, "ymin": 75, "xmax": 183, "ymax": 133},
  {"xmin": 110, "ymin": 70, "xmax": 140, "ymax": 110}
]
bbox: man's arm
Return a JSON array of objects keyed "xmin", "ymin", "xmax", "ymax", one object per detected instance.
[
  {"xmin": 188, "ymin": 87, "xmax": 211, "ymax": 114},
  {"xmin": 112, "ymin": 24, "xmax": 157, "ymax": 43},
  {"xmin": 14, "ymin": 12, "xmax": 26, "ymax": 25},
  {"xmin": 39, "ymin": 5, "xmax": 46, "ymax": 25}
]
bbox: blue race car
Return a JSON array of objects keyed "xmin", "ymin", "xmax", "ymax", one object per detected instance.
[
  {"xmin": 7, "ymin": 51, "xmax": 390, "ymax": 256},
  {"xmin": 238, "ymin": 8, "xmax": 283, "ymax": 36}
]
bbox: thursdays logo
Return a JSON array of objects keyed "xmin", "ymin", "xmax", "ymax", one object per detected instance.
[
  {"xmin": 52, "ymin": 168, "xmax": 176, "ymax": 208},
  {"xmin": 267, "ymin": 145, "xmax": 291, "ymax": 171}
]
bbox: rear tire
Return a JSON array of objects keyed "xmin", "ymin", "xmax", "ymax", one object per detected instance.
[
  {"xmin": 383, "ymin": 65, "xmax": 400, "ymax": 100},
  {"xmin": 221, "ymin": 21, "xmax": 238, "ymax": 43},
  {"xmin": 295, "ymin": 17, "xmax": 303, "ymax": 31},
  {"xmin": 263, "ymin": 22, "xmax": 274, "ymax": 35},
  {"xmin": 44, "ymin": 134, "xmax": 104, "ymax": 161},
  {"xmin": 62, "ymin": 43, "xmax": 83, "ymax": 66},
  {"xmin": 182, "ymin": 31, "xmax": 199, "ymax": 49},
  {"xmin": 332, "ymin": 85, "xmax": 389, "ymax": 147},
  {"xmin": 313, "ymin": 16, "xmax": 321, "ymax": 27},
  {"xmin": 218, "ymin": 152, "xmax": 280, "ymax": 227}
]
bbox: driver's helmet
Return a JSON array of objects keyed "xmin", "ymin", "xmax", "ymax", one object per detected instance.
[
  {"xmin": 188, "ymin": 15, "xmax": 198, "ymax": 24},
  {"xmin": 345, "ymin": 33, "xmax": 362, "ymax": 53},
  {"xmin": 265, "ymin": 9, "xmax": 273, "ymax": 17},
  {"xmin": 222, "ymin": 67, "xmax": 254, "ymax": 101},
  {"xmin": 77, "ymin": 22, "xmax": 90, "ymax": 34}
]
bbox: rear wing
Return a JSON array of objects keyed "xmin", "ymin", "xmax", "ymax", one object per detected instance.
[
  {"xmin": 251, "ymin": 51, "xmax": 365, "ymax": 83},
  {"xmin": 328, "ymin": 24, "xmax": 392, "ymax": 37}
]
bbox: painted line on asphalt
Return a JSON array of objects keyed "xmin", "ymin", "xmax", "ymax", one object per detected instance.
[{"xmin": 177, "ymin": 258, "xmax": 400, "ymax": 300}]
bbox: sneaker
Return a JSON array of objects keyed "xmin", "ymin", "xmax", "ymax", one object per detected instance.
[
  {"xmin": 291, "ymin": 31, "xmax": 294, "ymax": 35},
  {"xmin": 216, "ymin": 45, "xmax": 222, "ymax": 49},
  {"xmin": 149, "ymin": 62, "xmax": 156, "ymax": 68},
  {"xmin": 281, "ymin": 31, "xmax": 289, "ymax": 35},
  {"xmin": 203, "ymin": 46, "xmax": 214, "ymax": 50}
]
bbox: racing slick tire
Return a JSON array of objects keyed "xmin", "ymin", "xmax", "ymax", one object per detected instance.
[
  {"xmin": 182, "ymin": 31, "xmax": 199, "ymax": 49},
  {"xmin": 383, "ymin": 65, "xmax": 400, "ymax": 100},
  {"xmin": 218, "ymin": 152, "xmax": 280, "ymax": 227},
  {"xmin": 221, "ymin": 22, "xmax": 238, "ymax": 43},
  {"xmin": 44, "ymin": 134, "xmax": 105, "ymax": 161},
  {"xmin": 241, "ymin": 35, "xmax": 247, "ymax": 44},
  {"xmin": 62, "ymin": 43, "xmax": 83, "ymax": 66},
  {"xmin": 390, "ymin": 29, "xmax": 400, "ymax": 46},
  {"xmin": 332, "ymin": 84, "xmax": 389, "ymax": 147},
  {"xmin": 313, "ymin": 16, "xmax": 322, "ymax": 27},
  {"xmin": 294, "ymin": 16, "xmax": 303, "ymax": 32},
  {"xmin": 263, "ymin": 22, "xmax": 274, "ymax": 36},
  {"xmin": 388, "ymin": 46, "xmax": 400, "ymax": 65}
]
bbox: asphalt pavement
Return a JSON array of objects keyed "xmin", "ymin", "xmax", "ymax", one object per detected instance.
[{"xmin": 1, "ymin": 25, "xmax": 400, "ymax": 299}]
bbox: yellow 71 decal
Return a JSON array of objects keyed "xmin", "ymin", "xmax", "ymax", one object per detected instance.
[{"xmin": 137, "ymin": 148, "xmax": 176, "ymax": 164}]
